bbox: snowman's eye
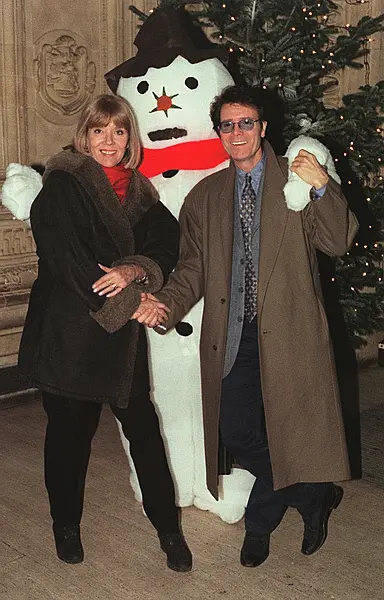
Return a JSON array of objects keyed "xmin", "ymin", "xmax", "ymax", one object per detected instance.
[
  {"xmin": 185, "ymin": 77, "xmax": 198, "ymax": 90},
  {"xmin": 137, "ymin": 81, "xmax": 149, "ymax": 94}
]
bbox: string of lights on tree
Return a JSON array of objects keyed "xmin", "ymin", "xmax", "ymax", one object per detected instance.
[{"xmin": 139, "ymin": 0, "xmax": 384, "ymax": 345}]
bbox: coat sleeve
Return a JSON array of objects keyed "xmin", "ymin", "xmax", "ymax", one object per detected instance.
[
  {"xmin": 302, "ymin": 177, "xmax": 359, "ymax": 256},
  {"xmin": 92, "ymin": 201, "xmax": 180, "ymax": 333},
  {"xmin": 31, "ymin": 171, "xmax": 106, "ymax": 312},
  {"xmin": 112, "ymin": 201, "xmax": 180, "ymax": 290},
  {"xmin": 155, "ymin": 188, "xmax": 205, "ymax": 332}
]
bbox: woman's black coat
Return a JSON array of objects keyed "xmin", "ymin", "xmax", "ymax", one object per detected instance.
[{"xmin": 18, "ymin": 149, "xmax": 179, "ymax": 407}]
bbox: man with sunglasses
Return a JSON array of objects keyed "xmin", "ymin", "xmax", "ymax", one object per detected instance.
[{"xmin": 136, "ymin": 85, "xmax": 358, "ymax": 567}]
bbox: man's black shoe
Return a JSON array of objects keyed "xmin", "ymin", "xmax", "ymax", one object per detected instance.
[
  {"xmin": 53, "ymin": 524, "xmax": 84, "ymax": 564},
  {"xmin": 240, "ymin": 532, "xmax": 270, "ymax": 567},
  {"xmin": 158, "ymin": 533, "xmax": 192, "ymax": 572},
  {"xmin": 301, "ymin": 484, "xmax": 343, "ymax": 556}
]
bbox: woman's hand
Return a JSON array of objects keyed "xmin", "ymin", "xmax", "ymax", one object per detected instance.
[
  {"xmin": 131, "ymin": 293, "xmax": 170, "ymax": 327},
  {"xmin": 92, "ymin": 263, "xmax": 144, "ymax": 298}
]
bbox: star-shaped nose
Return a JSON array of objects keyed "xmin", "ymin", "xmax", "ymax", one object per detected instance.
[{"xmin": 150, "ymin": 86, "xmax": 181, "ymax": 117}]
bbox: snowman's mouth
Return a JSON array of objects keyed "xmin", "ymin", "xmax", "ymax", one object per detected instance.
[{"xmin": 148, "ymin": 127, "xmax": 187, "ymax": 142}]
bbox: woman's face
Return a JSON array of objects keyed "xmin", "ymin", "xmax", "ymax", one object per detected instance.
[{"xmin": 86, "ymin": 120, "xmax": 129, "ymax": 167}]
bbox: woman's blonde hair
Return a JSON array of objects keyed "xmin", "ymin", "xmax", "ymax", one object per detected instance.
[{"xmin": 73, "ymin": 94, "xmax": 142, "ymax": 168}]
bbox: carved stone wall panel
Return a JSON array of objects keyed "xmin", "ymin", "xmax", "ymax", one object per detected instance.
[
  {"xmin": 0, "ymin": 215, "xmax": 37, "ymax": 291},
  {"xmin": 0, "ymin": 264, "xmax": 37, "ymax": 295},
  {"xmin": 34, "ymin": 30, "xmax": 96, "ymax": 125},
  {"xmin": 0, "ymin": 225, "xmax": 35, "ymax": 260},
  {"xmin": 0, "ymin": 208, "xmax": 37, "ymax": 364},
  {"xmin": 31, "ymin": 2, "xmax": 100, "ymax": 164},
  {"xmin": 0, "ymin": 0, "xmax": 131, "ymax": 169}
]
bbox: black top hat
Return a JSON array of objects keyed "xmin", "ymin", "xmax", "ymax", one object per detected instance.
[{"xmin": 105, "ymin": 7, "xmax": 227, "ymax": 93}]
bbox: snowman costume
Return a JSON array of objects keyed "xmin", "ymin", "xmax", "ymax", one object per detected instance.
[
  {"xmin": 1, "ymin": 7, "xmax": 340, "ymax": 524},
  {"xmin": 105, "ymin": 8, "xmax": 255, "ymax": 522}
]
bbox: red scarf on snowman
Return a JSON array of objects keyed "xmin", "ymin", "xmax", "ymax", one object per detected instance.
[{"xmin": 139, "ymin": 138, "xmax": 229, "ymax": 178}]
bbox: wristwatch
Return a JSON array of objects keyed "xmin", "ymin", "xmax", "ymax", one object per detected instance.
[
  {"xmin": 309, "ymin": 186, "xmax": 319, "ymax": 201},
  {"xmin": 134, "ymin": 273, "xmax": 148, "ymax": 285}
]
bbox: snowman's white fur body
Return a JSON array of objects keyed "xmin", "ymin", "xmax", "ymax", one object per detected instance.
[
  {"xmin": 117, "ymin": 56, "xmax": 255, "ymax": 522},
  {"xmin": 124, "ymin": 167, "xmax": 256, "ymax": 520}
]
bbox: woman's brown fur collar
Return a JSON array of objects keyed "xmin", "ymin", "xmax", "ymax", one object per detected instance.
[{"xmin": 44, "ymin": 148, "xmax": 159, "ymax": 228}]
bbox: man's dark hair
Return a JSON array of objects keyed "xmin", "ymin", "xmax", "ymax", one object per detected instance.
[{"xmin": 210, "ymin": 85, "xmax": 266, "ymax": 131}]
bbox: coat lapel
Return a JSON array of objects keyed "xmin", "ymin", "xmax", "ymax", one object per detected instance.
[
  {"xmin": 218, "ymin": 163, "xmax": 236, "ymax": 287},
  {"xmin": 83, "ymin": 163, "xmax": 135, "ymax": 258},
  {"xmin": 121, "ymin": 170, "xmax": 159, "ymax": 227},
  {"xmin": 258, "ymin": 141, "xmax": 289, "ymax": 314}
]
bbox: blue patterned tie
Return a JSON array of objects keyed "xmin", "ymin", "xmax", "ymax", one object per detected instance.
[{"xmin": 240, "ymin": 174, "xmax": 258, "ymax": 322}]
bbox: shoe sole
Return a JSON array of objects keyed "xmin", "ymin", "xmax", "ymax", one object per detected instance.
[
  {"xmin": 302, "ymin": 485, "xmax": 344, "ymax": 556},
  {"xmin": 240, "ymin": 535, "xmax": 270, "ymax": 567},
  {"xmin": 57, "ymin": 552, "xmax": 84, "ymax": 564},
  {"xmin": 240, "ymin": 554, "xmax": 269, "ymax": 567},
  {"xmin": 166, "ymin": 559, "xmax": 192, "ymax": 573}
]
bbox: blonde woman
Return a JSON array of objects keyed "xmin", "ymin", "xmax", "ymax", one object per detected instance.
[{"xmin": 18, "ymin": 94, "xmax": 191, "ymax": 572}]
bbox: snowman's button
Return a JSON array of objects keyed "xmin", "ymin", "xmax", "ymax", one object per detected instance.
[
  {"xmin": 175, "ymin": 322, "xmax": 193, "ymax": 336},
  {"xmin": 162, "ymin": 170, "xmax": 179, "ymax": 178}
]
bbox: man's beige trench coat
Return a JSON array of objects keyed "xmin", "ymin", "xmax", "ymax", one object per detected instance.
[{"xmin": 156, "ymin": 140, "xmax": 359, "ymax": 499}]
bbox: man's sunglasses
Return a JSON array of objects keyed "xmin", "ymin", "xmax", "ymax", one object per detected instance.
[{"xmin": 218, "ymin": 118, "xmax": 261, "ymax": 134}]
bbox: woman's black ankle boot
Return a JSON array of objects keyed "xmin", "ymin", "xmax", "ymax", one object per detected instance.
[{"xmin": 53, "ymin": 524, "xmax": 84, "ymax": 564}]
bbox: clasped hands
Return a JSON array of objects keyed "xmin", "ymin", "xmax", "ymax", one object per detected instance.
[
  {"xmin": 92, "ymin": 264, "xmax": 170, "ymax": 327},
  {"xmin": 132, "ymin": 293, "xmax": 170, "ymax": 328}
]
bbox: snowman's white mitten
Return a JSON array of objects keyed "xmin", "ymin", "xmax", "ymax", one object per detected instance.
[
  {"xmin": 283, "ymin": 135, "xmax": 340, "ymax": 212},
  {"xmin": 1, "ymin": 163, "xmax": 43, "ymax": 226}
]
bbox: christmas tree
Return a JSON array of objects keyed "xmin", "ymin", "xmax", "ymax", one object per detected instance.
[{"xmin": 147, "ymin": 0, "xmax": 383, "ymax": 347}]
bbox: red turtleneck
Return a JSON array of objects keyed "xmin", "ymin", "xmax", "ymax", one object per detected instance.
[{"xmin": 102, "ymin": 164, "xmax": 132, "ymax": 203}]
